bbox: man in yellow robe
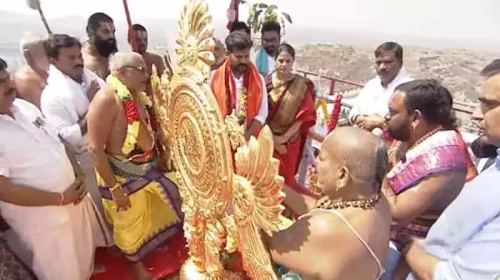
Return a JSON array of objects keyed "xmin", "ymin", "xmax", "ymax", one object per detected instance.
[{"xmin": 87, "ymin": 52, "xmax": 183, "ymax": 280}]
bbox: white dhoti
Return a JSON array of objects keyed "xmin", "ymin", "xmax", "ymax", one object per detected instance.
[
  {"xmin": 17, "ymin": 196, "xmax": 107, "ymax": 280},
  {"xmin": 77, "ymin": 152, "xmax": 113, "ymax": 246}
]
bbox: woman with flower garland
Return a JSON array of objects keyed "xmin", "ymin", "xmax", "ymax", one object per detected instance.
[
  {"xmin": 267, "ymin": 43, "xmax": 318, "ymax": 217},
  {"xmin": 86, "ymin": 52, "xmax": 183, "ymax": 280}
]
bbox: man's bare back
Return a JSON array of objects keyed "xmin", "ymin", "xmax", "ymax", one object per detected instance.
[
  {"xmin": 14, "ymin": 65, "xmax": 47, "ymax": 108},
  {"xmin": 274, "ymin": 199, "xmax": 391, "ymax": 280},
  {"xmin": 83, "ymin": 42, "xmax": 111, "ymax": 80}
]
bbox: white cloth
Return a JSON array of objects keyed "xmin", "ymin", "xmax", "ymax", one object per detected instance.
[
  {"xmin": 41, "ymin": 65, "xmax": 106, "ymax": 151},
  {"xmin": 0, "ymin": 99, "xmax": 106, "ymax": 280},
  {"xmin": 208, "ymin": 69, "xmax": 269, "ymax": 126},
  {"xmin": 348, "ymin": 68, "xmax": 413, "ymax": 135},
  {"xmin": 41, "ymin": 66, "xmax": 110, "ymax": 231},
  {"xmin": 233, "ymin": 73, "xmax": 269, "ymax": 125}
]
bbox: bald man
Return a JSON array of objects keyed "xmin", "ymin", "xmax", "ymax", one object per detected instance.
[
  {"xmin": 265, "ymin": 127, "xmax": 391, "ymax": 280},
  {"xmin": 14, "ymin": 32, "xmax": 50, "ymax": 108},
  {"xmin": 87, "ymin": 52, "xmax": 183, "ymax": 280}
]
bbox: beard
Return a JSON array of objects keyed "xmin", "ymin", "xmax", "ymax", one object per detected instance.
[
  {"xmin": 387, "ymin": 124, "xmax": 411, "ymax": 142},
  {"xmin": 264, "ymin": 46, "xmax": 276, "ymax": 56},
  {"xmin": 94, "ymin": 36, "xmax": 118, "ymax": 58}
]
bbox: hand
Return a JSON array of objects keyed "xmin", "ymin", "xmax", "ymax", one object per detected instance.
[
  {"xmin": 275, "ymin": 144, "xmax": 287, "ymax": 155},
  {"xmin": 87, "ymin": 80, "xmax": 100, "ymax": 101},
  {"xmin": 273, "ymin": 135, "xmax": 287, "ymax": 146},
  {"xmin": 357, "ymin": 115, "xmax": 385, "ymax": 131},
  {"xmin": 111, "ymin": 188, "xmax": 131, "ymax": 212},
  {"xmin": 265, "ymin": 75, "xmax": 273, "ymax": 91},
  {"xmin": 62, "ymin": 177, "xmax": 87, "ymax": 205}
]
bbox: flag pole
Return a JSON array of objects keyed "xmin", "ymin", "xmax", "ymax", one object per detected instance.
[{"xmin": 122, "ymin": 0, "xmax": 138, "ymax": 52}]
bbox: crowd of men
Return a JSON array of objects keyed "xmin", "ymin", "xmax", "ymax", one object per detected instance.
[{"xmin": 0, "ymin": 9, "xmax": 499, "ymax": 280}]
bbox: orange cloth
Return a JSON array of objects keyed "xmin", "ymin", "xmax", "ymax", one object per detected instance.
[{"xmin": 210, "ymin": 59, "xmax": 263, "ymax": 130}]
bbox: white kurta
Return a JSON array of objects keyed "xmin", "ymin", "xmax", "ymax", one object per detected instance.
[
  {"xmin": 41, "ymin": 66, "xmax": 110, "ymax": 233},
  {"xmin": 0, "ymin": 99, "xmax": 106, "ymax": 280},
  {"xmin": 348, "ymin": 68, "xmax": 413, "ymax": 135}
]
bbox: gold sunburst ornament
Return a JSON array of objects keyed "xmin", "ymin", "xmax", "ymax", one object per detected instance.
[{"xmin": 151, "ymin": 0, "xmax": 286, "ymax": 279}]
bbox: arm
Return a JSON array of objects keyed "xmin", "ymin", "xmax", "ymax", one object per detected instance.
[
  {"xmin": 265, "ymin": 214, "xmax": 330, "ymax": 276},
  {"xmin": 41, "ymin": 93, "xmax": 85, "ymax": 147},
  {"xmin": 0, "ymin": 157, "xmax": 60, "ymax": 206},
  {"xmin": 405, "ymin": 214, "xmax": 500, "ymax": 280},
  {"xmin": 382, "ymin": 172, "xmax": 464, "ymax": 224},
  {"xmin": 86, "ymin": 89, "xmax": 119, "ymax": 188},
  {"xmin": 245, "ymin": 75, "xmax": 269, "ymax": 140},
  {"xmin": 153, "ymin": 54, "xmax": 166, "ymax": 76}
]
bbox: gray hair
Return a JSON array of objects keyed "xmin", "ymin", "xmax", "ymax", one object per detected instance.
[
  {"xmin": 109, "ymin": 52, "xmax": 143, "ymax": 74},
  {"xmin": 19, "ymin": 31, "xmax": 46, "ymax": 55}
]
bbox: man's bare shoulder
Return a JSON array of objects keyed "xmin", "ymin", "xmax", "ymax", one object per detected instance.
[
  {"xmin": 14, "ymin": 65, "xmax": 35, "ymax": 78},
  {"xmin": 304, "ymin": 210, "xmax": 349, "ymax": 240},
  {"xmin": 90, "ymin": 87, "xmax": 119, "ymax": 110}
]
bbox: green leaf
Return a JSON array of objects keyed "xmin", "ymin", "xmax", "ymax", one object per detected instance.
[
  {"xmin": 257, "ymin": 3, "xmax": 269, "ymax": 9},
  {"xmin": 281, "ymin": 12, "xmax": 293, "ymax": 24}
]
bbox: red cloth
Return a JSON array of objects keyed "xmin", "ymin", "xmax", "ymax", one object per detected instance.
[
  {"xmin": 90, "ymin": 233, "xmax": 187, "ymax": 280},
  {"xmin": 272, "ymin": 82, "xmax": 318, "ymax": 199}
]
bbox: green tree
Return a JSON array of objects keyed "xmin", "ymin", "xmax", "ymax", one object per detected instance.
[{"xmin": 240, "ymin": 1, "xmax": 293, "ymax": 35}]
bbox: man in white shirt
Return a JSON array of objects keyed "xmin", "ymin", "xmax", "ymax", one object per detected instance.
[
  {"xmin": 210, "ymin": 31, "xmax": 268, "ymax": 140},
  {"xmin": 348, "ymin": 42, "xmax": 413, "ymax": 136},
  {"xmin": 40, "ymin": 34, "xmax": 109, "ymax": 222},
  {"xmin": 0, "ymin": 57, "xmax": 107, "ymax": 280}
]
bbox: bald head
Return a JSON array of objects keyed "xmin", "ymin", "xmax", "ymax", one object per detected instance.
[
  {"xmin": 109, "ymin": 52, "xmax": 149, "ymax": 94},
  {"xmin": 109, "ymin": 52, "xmax": 145, "ymax": 74},
  {"xmin": 322, "ymin": 127, "xmax": 388, "ymax": 190}
]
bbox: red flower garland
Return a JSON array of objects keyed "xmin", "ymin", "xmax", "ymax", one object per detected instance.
[
  {"xmin": 327, "ymin": 94, "xmax": 343, "ymax": 133},
  {"xmin": 123, "ymin": 99, "xmax": 140, "ymax": 124}
]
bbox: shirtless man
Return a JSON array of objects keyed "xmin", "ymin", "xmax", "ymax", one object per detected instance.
[
  {"xmin": 83, "ymin": 12, "xmax": 118, "ymax": 79},
  {"xmin": 265, "ymin": 127, "xmax": 391, "ymax": 280},
  {"xmin": 87, "ymin": 52, "xmax": 183, "ymax": 280},
  {"xmin": 14, "ymin": 32, "xmax": 49, "ymax": 108},
  {"xmin": 128, "ymin": 24, "xmax": 165, "ymax": 76}
]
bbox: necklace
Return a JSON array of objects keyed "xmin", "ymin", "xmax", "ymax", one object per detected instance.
[
  {"xmin": 316, "ymin": 193, "xmax": 381, "ymax": 210},
  {"xmin": 407, "ymin": 126, "xmax": 442, "ymax": 151}
]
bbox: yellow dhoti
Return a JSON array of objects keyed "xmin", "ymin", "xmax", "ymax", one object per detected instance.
[{"xmin": 97, "ymin": 161, "xmax": 183, "ymax": 261}]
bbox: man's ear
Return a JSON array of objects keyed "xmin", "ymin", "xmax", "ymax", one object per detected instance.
[
  {"xmin": 336, "ymin": 166, "xmax": 350, "ymax": 190},
  {"xmin": 412, "ymin": 109, "xmax": 422, "ymax": 128}
]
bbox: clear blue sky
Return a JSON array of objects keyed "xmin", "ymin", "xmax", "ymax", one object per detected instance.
[{"xmin": 1, "ymin": 0, "xmax": 499, "ymax": 44}]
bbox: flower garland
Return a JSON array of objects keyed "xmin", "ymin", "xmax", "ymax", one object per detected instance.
[
  {"xmin": 237, "ymin": 88, "xmax": 248, "ymax": 124},
  {"xmin": 327, "ymin": 93, "xmax": 343, "ymax": 133},
  {"xmin": 106, "ymin": 75, "xmax": 152, "ymax": 155}
]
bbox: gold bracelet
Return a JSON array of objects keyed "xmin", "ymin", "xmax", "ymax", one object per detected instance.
[{"xmin": 110, "ymin": 183, "xmax": 122, "ymax": 192}]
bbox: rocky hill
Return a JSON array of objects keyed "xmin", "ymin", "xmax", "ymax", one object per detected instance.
[{"xmin": 295, "ymin": 44, "xmax": 500, "ymax": 103}]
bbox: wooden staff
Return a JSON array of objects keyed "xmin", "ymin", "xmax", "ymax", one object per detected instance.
[
  {"xmin": 26, "ymin": 0, "xmax": 52, "ymax": 35},
  {"xmin": 122, "ymin": 0, "xmax": 138, "ymax": 52}
]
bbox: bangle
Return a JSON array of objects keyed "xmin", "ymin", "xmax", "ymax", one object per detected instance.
[
  {"xmin": 110, "ymin": 182, "xmax": 122, "ymax": 192},
  {"xmin": 58, "ymin": 193, "xmax": 65, "ymax": 206}
]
